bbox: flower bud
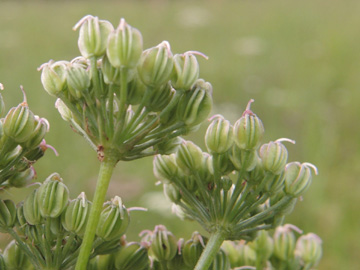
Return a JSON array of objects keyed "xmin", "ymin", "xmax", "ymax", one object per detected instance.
[
  {"xmin": 114, "ymin": 242, "xmax": 150, "ymax": 270},
  {"xmin": 22, "ymin": 116, "xmax": 49, "ymax": 150},
  {"xmin": 176, "ymin": 80, "xmax": 212, "ymax": 127},
  {"xmin": 66, "ymin": 63, "xmax": 91, "ymax": 97},
  {"xmin": 163, "ymin": 183, "xmax": 181, "ymax": 204},
  {"xmin": 55, "ymin": 98, "xmax": 73, "ymax": 122},
  {"xmin": 154, "ymin": 136, "xmax": 182, "ymax": 155},
  {"xmin": 23, "ymin": 189, "xmax": 42, "ymax": 225},
  {"xmin": 145, "ymin": 83, "xmax": 174, "ymax": 112},
  {"xmin": 171, "ymin": 52, "xmax": 201, "ymax": 90},
  {"xmin": 96, "ymin": 196, "xmax": 129, "ymax": 241},
  {"xmin": 175, "ymin": 141, "xmax": 203, "ymax": 175},
  {"xmin": 259, "ymin": 141, "xmax": 289, "ymax": 175},
  {"xmin": 150, "ymin": 225, "xmax": 178, "ymax": 262},
  {"xmin": 89, "ymin": 254, "xmax": 113, "ymax": 270},
  {"xmin": 229, "ymin": 146, "xmax": 257, "ymax": 172},
  {"xmin": 0, "ymin": 199, "xmax": 16, "ymax": 232},
  {"xmin": 137, "ymin": 41, "xmax": 174, "ymax": 87},
  {"xmin": 273, "ymin": 224, "xmax": 301, "ymax": 261},
  {"xmin": 0, "ymin": 145, "xmax": 21, "ymax": 168},
  {"xmin": 37, "ymin": 173, "xmax": 69, "ymax": 218},
  {"xmin": 167, "ymin": 241, "xmax": 191, "ymax": 270},
  {"xmin": 250, "ymin": 230, "xmax": 274, "ymax": 261},
  {"xmin": 74, "ymin": 15, "xmax": 114, "ymax": 58},
  {"xmin": 15, "ymin": 203, "xmax": 27, "ymax": 236},
  {"xmin": 101, "ymin": 55, "xmax": 120, "ymax": 86},
  {"xmin": 8, "ymin": 167, "xmax": 36, "ymax": 188},
  {"xmin": 0, "ymin": 92, "xmax": 5, "ymax": 118},
  {"xmin": 284, "ymin": 162, "xmax": 317, "ymax": 197},
  {"xmin": 3, "ymin": 240, "xmax": 33, "ymax": 270},
  {"xmin": 107, "ymin": 18, "xmax": 143, "ymax": 69},
  {"xmin": 210, "ymin": 249, "xmax": 231, "ymax": 270},
  {"xmin": 233, "ymin": 100, "xmax": 264, "ymax": 150},
  {"xmin": 295, "ymin": 233, "xmax": 322, "ymax": 267},
  {"xmin": 153, "ymin": 154, "xmax": 178, "ymax": 183},
  {"xmin": 61, "ymin": 192, "xmax": 91, "ymax": 237},
  {"xmin": 205, "ymin": 115, "xmax": 234, "ymax": 154},
  {"xmin": 40, "ymin": 60, "xmax": 68, "ymax": 96},
  {"xmin": 264, "ymin": 172, "xmax": 285, "ymax": 194},
  {"xmin": 183, "ymin": 232, "xmax": 205, "ymax": 268},
  {"xmin": 222, "ymin": 241, "xmax": 256, "ymax": 268},
  {"xmin": 4, "ymin": 103, "xmax": 35, "ymax": 143},
  {"xmin": 126, "ymin": 76, "xmax": 146, "ymax": 105}
]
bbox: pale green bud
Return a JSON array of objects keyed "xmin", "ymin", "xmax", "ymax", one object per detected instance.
[
  {"xmin": 0, "ymin": 199, "xmax": 16, "ymax": 232},
  {"xmin": 222, "ymin": 241, "xmax": 256, "ymax": 268},
  {"xmin": 137, "ymin": 41, "xmax": 174, "ymax": 87},
  {"xmin": 259, "ymin": 140, "xmax": 290, "ymax": 175},
  {"xmin": 176, "ymin": 79, "xmax": 212, "ymax": 126},
  {"xmin": 229, "ymin": 146, "xmax": 258, "ymax": 172},
  {"xmin": 61, "ymin": 192, "xmax": 91, "ymax": 237},
  {"xmin": 107, "ymin": 18, "xmax": 143, "ymax": 69},
  {"xmin": 114, "ymin": 242, "xmax": 150, "ymax": 270},
  {"xmin": 205, "ymin": 115, "xmax": 234, "ymax": 154},
  {"xmin": 172, "ymin": 51, "xmax": 203, "ymax": 90},
  {"xmin": 273, "ymin": 224, "xmax": 302, "ymax": 261},
  {"xmin": 210, "ymin": 249, "xmax": 231, "ymax": 270},
  {"xmin": 175, "ymin": 140, "xmax": 203, "ymax": 175},
  {"xmin": 37, "ymin": 173, "xmax": 69, "ymax": 218},
  {"xmin": 3, "ymin": 240, "xmax": 33, "ymax": 270},
  {"xmin": 73, "ymin": 15, "xmax": 114, "ymax": 58},
  {"xmin": 250, "ymin": 230, "xmax": 274, "ymax": 261},
  {"xmin": 233, "ymin": 99, "xmax": 264, "ymax": 150},
  {"xmin": 22, "ymin": 116, "xmax": 49, "ymax": 150},
  {"xmin": 8, "ymin": 167, "xmax": 36, "ymax": 188},
  {"xmin": 66, "ymin": 63, "xmax": 91, "ymax": 96},
  {"xmin": 154, "ymin": 136, "xmax": 182, "ymax": 155},
  {"xmin": 295, "ymin": 233, "xmax": 322, "ymax": 267},
  {"xmin": 183, "ymin": 232, "xmax": 205, "ymax": 268},
  {"xmin": 264, "ymin": 172, "xmax": 285, "ymax": 194},
  {"xmin": 40, "ymin": 60, "xmax": 68, "ymax": 96},
  {"xmin": 101, "ymin": 54, "xmax": 121, "ymax": 85},
  {"xmin": 15, "ymin": 203, "xmax": 27, "ymax": 236},
  {"xmin": 96, "ymin": 196, "xmax": 129, "ymax": 241},
  {"xmin": 3, "ymin": 103, "xmax": 35, "ymax": 143},
  {"xmin": 284, "ymin": 162, "xmax": 318, "ymax": 197},
  {"xmin": 163, "ymin": 183, "xmax": 181, "ymax": 204},
  {"xmin": 150, "ymin": 225, "xmax": 178, "ymax": 262},
  {"xmin": 55, "ymin": 98, "xmax": 73, "ymax": 121},
  {"xmin": 145, "ymin": 83, "xmax": 174, "ymax": 112},
  {"xmin": 0, "ymin": 145, "xmax": 22, "ymax": 167},
  {"xmin": 153, "ymin": 154, "xmax": 178, "ymax": 182},
  {"xmin": 167, "ymin": 240, "xmax": 191, "ymax": 270}
]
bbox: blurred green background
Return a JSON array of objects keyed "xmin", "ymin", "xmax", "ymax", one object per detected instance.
[{"xmin": 1, "ymin": 0, "xmax": 359, "ymax": 269}]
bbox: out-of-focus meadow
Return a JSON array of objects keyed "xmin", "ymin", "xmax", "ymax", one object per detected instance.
[{"xmin": 0, "ymin": 0, "xmax": 359, "ymax": 269}]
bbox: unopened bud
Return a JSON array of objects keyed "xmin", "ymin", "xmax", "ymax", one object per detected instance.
[
  {"xmin": 107, "ymin": 18, "xmax": 143, "ymax": 69},
  {"xmin": 172, "ymin": 51, "xmax": 203, "ymax": 90},
  {"xmin": 101, "ymin": 54, "xmax": 121, "ymax": 85},
  {"xmin": 40, "ymin": 60, "xmax": 68, "ymax": 96},
  {"xmin": 163, "ymin": 183, "xmax": 181, "ymax": 204},
  {"xmin": 153, "ymin": 154, "xmax": 178, "ymax": 183},
  {"xmin": 264, "ymin": 172, "xmax": 285, "ymax": 194},
  {"xmin": 295, "ymin": 233, "xmax": 322, "ymax": 267},
  {"xmin": 183, "ymin": 232, "xmax": 205, "ymax": 268},
  {"xmin": 259, "ymin": 140, "xmax": 290, "ymax": 175},
  {"xmin": 22, "ymin": 116, "xmax": 49, "ymax": 150},
  {"xmin": 273, "ymin": 224, "xmax": 301, "ymax": 261},
  {"xmin": 284, "ymin": 162, "xmax": 317, "ymax": 197},
  {"xmin": 137, "ymin": 41, "xmax": 174, "ymax": 87},
  {"xmin": 55, "ymin": 98, "xmax": 73, "ymax": 121},
  {"xmin": 176, "ymin": 80, "xmax": 212, "ymax": 126},
  {"xmin": 37, "ymin": 173, "xmax": 69, "ymax": 218},
  {"xmin": 96, "ymin": 196, "xmax": 129, "ymax": 241},
  {"xmin": 8, "ymin": 167, "xmax": 36, "ymax": 188},
  {"xmin": 74, "ymin": 15, "xmax": 114, "ymax": 58},
  {"xmin": 150, "ymin": 225, "xmax": 178, "ymax": 261},
  {"xmin": 154, "ymin": 136, "xmax": 182, "ymax": 155},
  {"xmin": 205, "ymin": 115, "xmax": 234, "ymax": 154},
  {"xmin": 61, "ymin": 192, "xmax": 91, "ymax": 237},
  {"xmin": 23, "ymin": 189, "xmax": 42, "ymax": 225},
  {"xmin": 3, "ymin": 240, "xmax": 33, "ymax": 270},
  {"xmin": 250, "ymin": 230, "xmax": 274, "ymax": 261},
  {"xmin": 210, "ymin": 249, "xmax": 231, "ymax": 270},
  {"xmin": 0, "ymin": 199, "xmax": 16, "ymax": 232},
  {"xmin": 233, "ymin": 100, "xmax": 264, "ymax": 150},
  {"xmin": 114, "ymin": 242, "xmax": 150, "ymax": 270},
  {"xmin": 229, "ymin": 146, "xmax": 258, "ymax": 172},
  {"xmin": 127, "ymin": 76, "xmax": 146, "ymax": 105},
  {"xmin": 67, "ymin": 63, "xmax": 91, "ymax": 97},
  {"xmin": 145, "ymin": 83, "xmax": 174, "ymax": 112},
  {"xmin": 222, "ymin": 241, "xmax": 256, "ymax": 268},
  {"xmin": 4, "ymin": 103, "xmax": 35, "ymax": 143},
  {"xmin": 175, "ymin": 141, "xmax": 203, "ymax": 175}
]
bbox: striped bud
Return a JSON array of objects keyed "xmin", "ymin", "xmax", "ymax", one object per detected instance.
[
  {"xmin": 0, "ymin": 199, "xmax": 16, "ymax": 232},
  {"xmin": 295, "ymin": 233, "xmax": 322, "ymax": 267},
  {"xmin": 284, "ymin": 162, "xmax": 317, "ymax": 197},
  {"xmin": 175, "ymin": 141, "xmax": 203, "ymax": 175},
  {"xmin": 171, "ymin": 52, "xmax": 201, "ymax": 90},
  {"xmin": 40, "ymin": 60, "xmax": 68, "ymax": 96},
  {"xmin": 153, "ymin": 154, "xmax": 178, "ymax": 183},
  {"xmin": 259, "ymin": 140, "xmax": 289, "ymax": 175},
  {"xmin": 150, "ymin": 225, "xmax": 177, "ymax": 262},
  {"xmin": 114, "ymin": 242, "xmax": 150, "ymax": 270},
  {"xmin": 205, "ymin": 115, "xmax": 234, "ymax": 154}
]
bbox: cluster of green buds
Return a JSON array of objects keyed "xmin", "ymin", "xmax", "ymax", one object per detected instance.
[
  {"xmin": 222, "ymin": 225, "xmax": 322, "ymax": 270},
  {"xmin": 0, "ymin": 84, "xmax": 52, "ymax": 189},
  {"xmin": 153, "ymin": 99, "xmax": 318, "ymax": 269},
  {"xmin": 39, "ymin": 15, "xmax": 212, "ymax": 162},
  {"xmin": 0, "ymin": 173, "xmax": 130, "ymax": 269}
]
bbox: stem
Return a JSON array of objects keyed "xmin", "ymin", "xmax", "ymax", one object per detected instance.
[
  {"xmin": 75, "ymin": 157, "xmax": 117, "ymax": 270},
  {"xmin": 194, "ymin": 229, "xmax": 226, "ymax": 270}
]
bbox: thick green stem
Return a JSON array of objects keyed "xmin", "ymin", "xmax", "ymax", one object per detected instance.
[
  {"xmin": 75, "ymin": 157, "xmax": 117, "ymax": 270},
  {"xmin": 194, "ymin": 230, "xmax": 226, "ymax": 270}
]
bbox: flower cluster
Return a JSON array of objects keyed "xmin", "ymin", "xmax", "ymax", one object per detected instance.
[
  {"xmin": 0, "ymin": 84, "xmax": 51, "ymax": 189},
  {"xmin": 0, "ymin": 173, "xmax": 129, "ymax": 269},
  {"xmin": 154, "ymin": 100, "xmax": 318, "ymax": 240},
  {"xmin": 39, "ymin": 15, "xmax": 212, "ymax": 162},
  {"xmin": 222, "ymin": 224, "xmax": 322, "ymax": 270}
]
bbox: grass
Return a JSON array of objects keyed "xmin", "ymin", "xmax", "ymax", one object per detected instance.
[{"xmin": 1, "ymin": 0, "xmax": 360, "ymax": 269}]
